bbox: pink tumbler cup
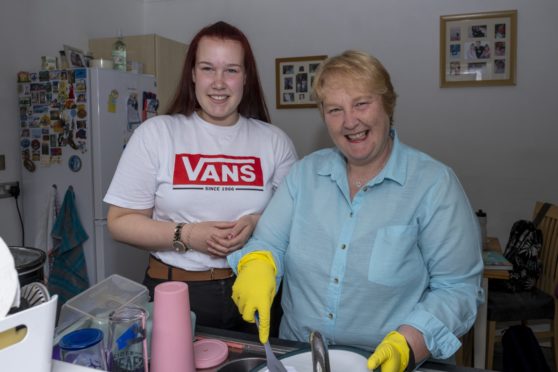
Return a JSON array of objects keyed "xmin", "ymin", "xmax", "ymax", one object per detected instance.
[{"xmin": 150, "ymin": 281, "xmax": 196, "ymax": 372}]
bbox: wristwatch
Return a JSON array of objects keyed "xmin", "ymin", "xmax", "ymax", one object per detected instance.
[{"xmin": 172, "ymin": 223, "xmax": 188, "ymax": 253}]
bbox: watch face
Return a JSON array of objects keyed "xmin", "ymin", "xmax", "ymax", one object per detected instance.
[{"xmin": 173, "ymin": 240, "xmax": 187, "ymax": 253}]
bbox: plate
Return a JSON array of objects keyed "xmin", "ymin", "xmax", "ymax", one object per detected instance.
[{"xmin": 252, "ymin": 345, "xmax": 373, "ymax": 372}]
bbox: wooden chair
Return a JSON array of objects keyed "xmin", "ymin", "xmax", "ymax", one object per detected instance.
[{"xmin": 486, "ymin": 201, "xmax": 558, "ymax": 370}]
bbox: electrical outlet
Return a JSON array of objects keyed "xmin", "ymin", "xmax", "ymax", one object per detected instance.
[{"xmin": 0, "ymin": 181, "xmax": 19, "ymax": 199}]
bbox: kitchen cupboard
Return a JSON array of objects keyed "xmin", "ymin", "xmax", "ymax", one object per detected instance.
[{"xmin": 88, "ymin": 34, "xmax": 187, "ymax": 113}]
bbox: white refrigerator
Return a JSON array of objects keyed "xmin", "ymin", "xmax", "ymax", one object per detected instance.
[{"xmin": 17, "ymin": 68, "xmax": 157, "ymax": 285}]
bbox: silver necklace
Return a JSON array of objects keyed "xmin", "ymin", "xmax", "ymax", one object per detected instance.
[{"xmin": 349, "ymin": 140, "xmax": 392, "ymax": 189}]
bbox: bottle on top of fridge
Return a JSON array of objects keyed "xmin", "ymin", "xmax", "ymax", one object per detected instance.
[{"xmin": 112, "ymin": 30, "xmax": 127, "ymax": 71}]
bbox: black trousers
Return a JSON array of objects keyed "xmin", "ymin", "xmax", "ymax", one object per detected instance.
[{"xmin": 143, "ymin": 271, "xmax": 283, "ymax": 337}]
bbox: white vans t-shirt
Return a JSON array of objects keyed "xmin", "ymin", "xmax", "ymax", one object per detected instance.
[{"xmin": 104, "ymin": 113, "xmax": 297, "ymax": 270}]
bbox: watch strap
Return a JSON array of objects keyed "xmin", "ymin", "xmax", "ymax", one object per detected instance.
[{"xmin": 174, "ymin": 223, "xmax": 186, "ymax": 243}]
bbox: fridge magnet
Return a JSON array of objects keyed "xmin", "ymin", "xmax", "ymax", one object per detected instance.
[
  {"xmin": 68, "ymin": 128, "xmax": 79, "ymax": 150},
  {"xmin": 57, "ymin": 133, "xmax": 67, "ymax": 147},
  {"xmin": 39, "ymin": 71, "xmax": 50, "ymax": 82},
  {"xmin": 23, "ymin": 153, "xmax": 36, "ymax": 173},
  {"xmin": 18, "ymin": 84, "xmax": 31, "ymax": 96},
  {"xmin": 68, "ymin": 84, "xmax": 75, "ymax": 100},
  {"xmin": 108, "ymin": 89, "xmax": 119, "ymax": 113},
  {"xmin": 76, "ymin": 129, "xmax": 86, "ymax": 140},
  {"xmin": 17, "ymin": 71, "xmax": 30, "ymax": 83},
  {"xmin": 50, "ymin": 70, "xmax": 61, "ymax": 81},
  {"xmin": 41, "ymin": 142, "xmax": 51, "ymax": 166},
  {"xmin": 68, "ymin": 155, "xmax": 82, "ymax": 172},
  {"xmin": 50, "ymin": 147, "xmax": 62, "ymax": 164},
  {"xmin": 20, "ymin": 138, "xmax": 30, "ymax": 149},
  {"xmin": 51, "ymin": 120, "xmax": 64, "ymax": 133},
  {"xmin": 50, "ymin": 110, "xmax": 60, "ymax": 121},
  {"xmin": 76, "ymin": 79, "xmax": 87, "ymax": 94},
  {"xmin": 74, "ymin": 68, "xmax": 87, "ymax": 80},
  {"xmin": 19, "ymin": 107, "xmax": 27, "ymax": 121},
  {"xmin": 142, "ymin": 92, "xmax": 158, "ymax": 121},
  {"xmin": 127, "ymin": 93, "xmax": 141, "ymax": 131},
  {"xmin": 70, "ymin": 70, "xmax": 77, "ymax": 84},
  {"xmin": 77, "ymin": 108, "xmax": 87, "ymax": 119},
  {"xmin": 31, "ymin": 128, "xmax": 42, "ymax": 139}
]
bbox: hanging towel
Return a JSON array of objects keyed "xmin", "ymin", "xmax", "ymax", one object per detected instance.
[
  {"xmin": 33, "ymin": 185, "xmax": 58, "ymax": 280},
  {"xmin": 47, "ymin": 186, "xmax": 90, "ymax": 307}
]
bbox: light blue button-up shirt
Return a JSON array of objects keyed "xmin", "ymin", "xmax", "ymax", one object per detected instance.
[{"xmin": 228, "ymin": 129, "xmax": 483, "ymax": 359}]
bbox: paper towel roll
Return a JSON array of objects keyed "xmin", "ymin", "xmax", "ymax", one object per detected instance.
[{"xmin": 0, "ymin": 237, "xmax": 20, "ymax": 318}]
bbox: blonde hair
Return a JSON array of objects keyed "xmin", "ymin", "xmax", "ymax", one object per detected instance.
[{"xmin": 312, "ymin": 50, "xmax": 397, "ymax": 124}]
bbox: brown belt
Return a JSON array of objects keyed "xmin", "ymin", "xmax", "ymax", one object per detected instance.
[{"xmin": 147, "ymin": 255, "xmax": 234, "ymax": 282}]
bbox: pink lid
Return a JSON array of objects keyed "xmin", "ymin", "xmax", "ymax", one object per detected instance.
[{"xmin": 194, "ymin": 339, "xmax": 229, "ymax": 369}]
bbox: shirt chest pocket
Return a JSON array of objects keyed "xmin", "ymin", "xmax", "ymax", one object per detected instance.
[{"xmin": 368, "ymin": 224, "xmax": 422, "ymax": 286}]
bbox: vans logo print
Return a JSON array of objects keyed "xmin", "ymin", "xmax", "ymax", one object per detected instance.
[{"xmin": 173, "ymin": 154, "xmax": 264, "ymax": 191}]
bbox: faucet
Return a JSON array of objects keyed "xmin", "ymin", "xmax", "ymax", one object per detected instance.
[{"xmin": 310, "ymin": 331, "xmax": 331, "ymax": 372}]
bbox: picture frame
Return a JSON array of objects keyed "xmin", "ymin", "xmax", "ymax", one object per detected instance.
[
  {"xmin": 63, "ymin": 45, "xmax": 86, "ymax": 68},
  {"xmin": 275, "ymin": 55, "xmax": 327, "ymax": 109},
  {"xmin": 439, "ymin": 10, "xmax": 517, "ymax": 88}
]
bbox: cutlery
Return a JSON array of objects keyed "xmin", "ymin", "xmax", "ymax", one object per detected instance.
[{"xmin": 255, "ymin": 312, "xmax": 288, "ymax": 372}]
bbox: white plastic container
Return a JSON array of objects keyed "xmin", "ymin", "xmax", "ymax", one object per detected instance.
[
  {"xmin": 0, "ymin": 295, "xmax": 58, "ymax": 372},
  {"xmin": 55, "ymin": 274, "xmax": 149, "ymax": 347}
]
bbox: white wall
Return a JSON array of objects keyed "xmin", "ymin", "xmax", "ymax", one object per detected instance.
[
  {"xmin": 143, "ymin": 0, "xmax": 558, "ymax": 245},
  {"xmin": 1, "ymin": 0, "xmax": 557, "ymax": 249}
]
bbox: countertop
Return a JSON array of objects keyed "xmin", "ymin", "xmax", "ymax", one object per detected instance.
[{"xmin": 52, "ymin": 325, "xmax": 492, "ymax": 372}]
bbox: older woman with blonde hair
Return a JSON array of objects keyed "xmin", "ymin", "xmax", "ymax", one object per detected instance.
[{"xmin": 229, "ymin": 50, "xmax": 483, "ymax": 371}]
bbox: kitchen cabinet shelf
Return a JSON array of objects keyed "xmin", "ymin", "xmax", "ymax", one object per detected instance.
[{"xmin": 89, "ymin": 34, "xmax": 187, "ymax": 114}]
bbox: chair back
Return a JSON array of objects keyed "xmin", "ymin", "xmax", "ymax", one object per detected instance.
[{"xmin": 534, "ymin": 201, "xmax": 558, "ymax": 295}]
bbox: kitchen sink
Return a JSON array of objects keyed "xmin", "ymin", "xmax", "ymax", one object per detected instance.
[
  {"xmin": 216, "ymin": 356, "xmax": 266, "ymax": 372},
  {"xmin": 194, "ymin": 326, "xmax": 486, "ymax": 372}
]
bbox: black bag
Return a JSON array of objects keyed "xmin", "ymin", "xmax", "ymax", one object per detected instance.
[
  {"xmin": 502, "ymin": 324, "xmax": 551, "ymax": 372},
  {"xmin": 503, "ymin": 203, "xmax": 551, "ymax": 292}
]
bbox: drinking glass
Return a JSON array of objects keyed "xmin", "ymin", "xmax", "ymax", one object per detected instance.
[
  {"xmin": 59, "ymin": 328, "xmax": 107, "ymax": 370},
  {"xmin": 107, "ymin": 305, "xmax": 148, "ymax": 372}
]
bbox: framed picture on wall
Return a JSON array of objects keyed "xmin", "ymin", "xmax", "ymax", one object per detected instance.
[
  {"xmin": 275, "ymin": 55, "xmax": 327, "ymax": 109},
  {"xmin": 440, "ymin": 10, "xmax": 517, "ymax": 88}
]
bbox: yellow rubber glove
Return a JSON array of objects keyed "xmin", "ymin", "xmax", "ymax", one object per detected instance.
[
  {"xmin": 367, "ymin": 331, "xmax": 410, "ymax": 372},
  {"xmin": 232, "ymin": 250, "xmax": 277, "ymax": 344}
]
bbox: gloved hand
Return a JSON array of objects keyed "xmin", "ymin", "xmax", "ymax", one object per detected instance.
[
  {"xmin": 231, "ymin": 250, "xmax": 277, "ymax": 344},
  {"xmin": 367, "ymin": 331, "xmax": 411, "ymax": 372}
]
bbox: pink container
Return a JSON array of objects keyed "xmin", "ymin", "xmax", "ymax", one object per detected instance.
[{"xmin": 150, "ymin": 282, "xmax": 195, "ymax": 372}]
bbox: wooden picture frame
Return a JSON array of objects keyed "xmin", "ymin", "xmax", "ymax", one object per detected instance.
[
  {"xmin": 275, "ymin": 55, "xmax": 327, "ymax": 109},
  {"xmin": 440, "ymin": 10, "xmax": 517, "ymax": 88},
  {"xmin": 63, "ymin": 45, "xmax": 86, "ymax": 68}
]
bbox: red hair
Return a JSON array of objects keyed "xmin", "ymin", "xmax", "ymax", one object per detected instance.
[{"xmin": 166, "ymin": 21, "xmax": 270, "ymax": 123}]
